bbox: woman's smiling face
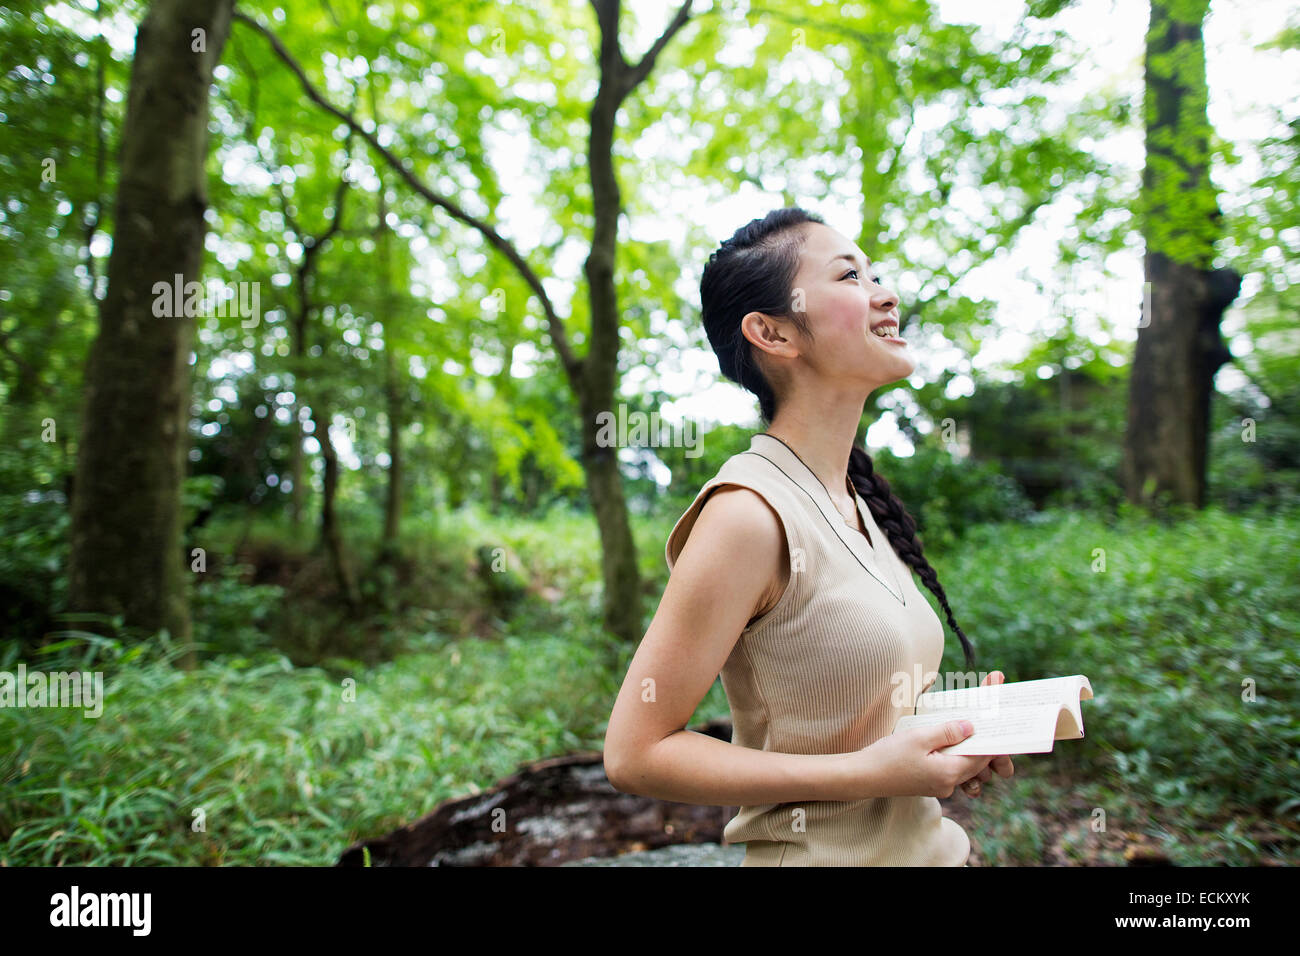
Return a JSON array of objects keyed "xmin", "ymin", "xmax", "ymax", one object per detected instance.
[{"xmin": 786, "ymin": 221, "xmax": 914, "ymax": 390}]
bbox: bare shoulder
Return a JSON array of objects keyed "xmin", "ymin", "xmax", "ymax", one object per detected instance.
[{"xmin": 681, "ymin": 483, "xmax": 790, "ymax": 622}]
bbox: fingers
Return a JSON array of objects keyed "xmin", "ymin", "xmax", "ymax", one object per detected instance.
[
  {"xmin": 947, "ymin": 674, "xmax": 1008, "ymax": 800},
  {"xmin": 961, "ymin": 757, "xmax": 1014, "ymax": 797},
  {"xmin": 972, "ymin": 672, "xmax": 1011, "ymax": 785},
  {"xmin": 960, "ymin": 754, "xmax": 1001, "ymax": 797}
]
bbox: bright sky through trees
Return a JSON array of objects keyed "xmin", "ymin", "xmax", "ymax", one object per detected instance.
[{"xmin": 41, "ymin": 0, "xmax": 1298, "ymax": 473}]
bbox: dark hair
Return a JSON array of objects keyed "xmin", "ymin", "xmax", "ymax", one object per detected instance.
[{"xmin": 699, "ymin": 207, "xmax": 976, "ymax": 669}]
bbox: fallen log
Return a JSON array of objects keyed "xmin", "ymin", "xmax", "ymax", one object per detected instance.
[{"xmin": 337, "ymin": 716, "xmax": 735, "ymax": 866}]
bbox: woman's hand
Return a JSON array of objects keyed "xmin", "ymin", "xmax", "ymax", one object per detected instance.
[
  {"xmin": 845, "ymin": 719, "xmax": 995, "ymax": 800},
  {"xmin": 959, "ymin": 670, "xmax": 1015, "ymax": 798}
]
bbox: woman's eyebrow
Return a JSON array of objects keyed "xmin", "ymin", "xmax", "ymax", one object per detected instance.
[{"xmin": 827, "ymin": 252, "xmax": 871, "ymax": 269}]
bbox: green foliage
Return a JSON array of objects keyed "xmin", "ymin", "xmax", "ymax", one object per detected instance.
[
  {"xmin": 930, "ymin": 504, "xmax": 1300, "ymax": 837},
  {"xmin": 0, "ymin": 408, "xmax": 71, "ymax": 646},
  {"xmin": 1207, "ymin": 383, "xmax": 1300, "ymax": 512},
  {"xmin": 1220, "ymin": 105, "xmax": 1300, "ymax": 403},
  {"xmin": 969, "ymin": 777, "xmax": 1048, "ymax": 866},
  {"xmin": 872, "ymin": 443, "xmax": 1036, "ymax": 553},
  {"xmin": 190, "ymin": 562, "xmax": 284, "ymax": 659},
  {"xmin": 1, "ymin": 0, "xmax": 1297, "ymax": 870},
  {"xmin": 655, "ymin": 421, "xmax": 757, "ymax": 510},
  {"xmin": 181, "ymin": 474, "xmax": 226, "ymax": 528}
]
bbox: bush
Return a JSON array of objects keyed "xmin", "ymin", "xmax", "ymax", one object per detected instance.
[
  {"xmin": 0, "ymin": 422, "xmax": 71, "ymax": 647},
  {"xmin": 191, "ymin": 562, "xmax": 284, "ymax": 659},
  {"xmin": 1209, "ymin": 385, "xmax": 1300, "ymax": 512},
  {"xmin": 871, "ymin": 443, "xmax": 1036, "ymax": 552}
]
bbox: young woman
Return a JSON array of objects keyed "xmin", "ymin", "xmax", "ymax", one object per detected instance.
[{"xmin": 603, "ymin": 207, "xmax": 1014, "ymax": 866}]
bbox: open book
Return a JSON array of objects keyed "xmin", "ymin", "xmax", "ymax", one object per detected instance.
[{"xmin": 891, "ymin": 675, "xmax": 1093, "ymax": 756}]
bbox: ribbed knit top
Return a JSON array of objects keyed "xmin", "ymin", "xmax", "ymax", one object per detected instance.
[{"xmin": 664, "ymin": 432, "xmax": 970, "ymax": 866}]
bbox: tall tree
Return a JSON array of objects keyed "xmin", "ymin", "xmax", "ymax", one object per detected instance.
[
  {"xmin": 235, "ymin": 1, "xmax": 694, "ymax": 644},
  {"xmin": 579, "ymin": 0, "xmax": 694, "ymax": 642},
  {"xmin": 67, "ymin": 0, "xmax": 236, "ymax": 657},
  {"xmin": 1122, "ymin": 0, "xmax": 1241, "ymax": 509},
  {"xmin": 372, "ymin": 86, "xmax": 404, "ymax": 563},
  {"xmin": 284, "ymin": 144, "xmax": 360, "ymax": 609}
]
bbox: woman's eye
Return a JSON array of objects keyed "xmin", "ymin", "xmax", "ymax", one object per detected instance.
[{"xmin": 842, "ymin": 269, "xmax": 859, "ymax": 281}]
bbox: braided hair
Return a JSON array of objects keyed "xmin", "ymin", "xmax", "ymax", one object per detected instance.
[{"xmin": 699, "ymin": 206, "xmax": 976, "ymax": 669}]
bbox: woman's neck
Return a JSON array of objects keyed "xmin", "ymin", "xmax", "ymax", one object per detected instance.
[{"xmin": 764, "ymin": 399, "xmax": 865, "ymax": 507}]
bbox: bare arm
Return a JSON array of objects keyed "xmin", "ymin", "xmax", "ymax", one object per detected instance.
[{"xmin": 602, "ymin": 485, "xmax": 878, "ymax": 805}]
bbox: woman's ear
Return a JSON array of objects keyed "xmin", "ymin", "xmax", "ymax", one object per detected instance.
[{"xmin": 741, "ymin": 311, "xmax": 798, "ymax": 361}]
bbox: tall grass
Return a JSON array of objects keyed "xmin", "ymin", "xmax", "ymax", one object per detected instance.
[
  {"xmin": 2, "ymin": 500, "xmax": 1296, "ymax": 865},
  {"xmin": 1, "ymin": 619, "xmax": 622, "ymax": 865}
]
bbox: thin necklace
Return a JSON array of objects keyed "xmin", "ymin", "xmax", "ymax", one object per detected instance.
[
  {"xmin": 755, "ymin": 431, "xmax": 904, "ymax": 604},
  {"xmin": 761, "ymin": 432, "xmax": 859, "ymax": 528}
]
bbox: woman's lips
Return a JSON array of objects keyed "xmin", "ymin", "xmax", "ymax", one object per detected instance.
[{"xmin": 871, "ymin": 329, "xmax": 907, "ymax": 345}]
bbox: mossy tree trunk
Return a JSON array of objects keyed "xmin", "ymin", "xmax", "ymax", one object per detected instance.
[
  {"xmin": 578, "ymin": 0, "xmax": 693, "ymax": 643},
  {"xmin": 1123, "ymin": 0, "xmax": 1240, "ymax": 509},
  {"xmin": 67, "ymin": 0, "xmax": 236, "ymax": 660}
]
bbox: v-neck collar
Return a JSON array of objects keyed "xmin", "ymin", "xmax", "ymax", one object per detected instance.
[{"xmin": 745, "ymin": 433, "xmax": 905, "ymax": 605}]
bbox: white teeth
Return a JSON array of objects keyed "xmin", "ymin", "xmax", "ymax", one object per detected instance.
[{"xmin": 873, "ymin": 327, "xmax": 899, "ymax": 338}]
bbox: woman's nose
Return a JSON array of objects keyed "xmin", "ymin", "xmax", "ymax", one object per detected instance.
[{"xmin": 872, "ymin": 284, "xmax": 899, "ymax": 315}]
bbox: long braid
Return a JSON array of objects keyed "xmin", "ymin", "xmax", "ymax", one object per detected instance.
[{"xmin": 848, "ymin": 444, "xmax": 976, "ymax": 670}]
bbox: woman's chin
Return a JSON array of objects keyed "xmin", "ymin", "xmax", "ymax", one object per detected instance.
[
  {"xmin": 882, "ymin": 353, "xmax": 917, "ymax": 381},
  {"xmin": 861, "ymin": 363, "xmax": 916, "ymax": 393}
]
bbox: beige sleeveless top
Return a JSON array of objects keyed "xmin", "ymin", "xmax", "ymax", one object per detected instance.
[{"xmin": 665, "ymin": 432, "xmax": 970, "ymax": 866}]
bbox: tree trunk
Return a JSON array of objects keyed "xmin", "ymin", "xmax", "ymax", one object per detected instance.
[
  {"xmin": 289, "ymin": 417, "xmax": 305, "ymax": 526},
  {"xmin": 238, "ymin": 2, "xmax": 693, "ymax": 645},
  {"xmin": 314, "ymin": 407, "xmax": 360, "ymax": 609},
  {"xmin": 579, "ymin": 79, "xmax": 640, "ymax": 640},
  {"xmin": 580, "ymin": 392, "xmax": 644, "ymax": 641},
  {"xmin": 576, "ymin": 0, "xmax": 693, "ymax": 644},
  {"xmin": 1123, "ymin": 0, "xmax": 1239, "ymax": 509},
  {"xmin": 376, "ymin": 171, "xmax": 402, "ymax": 559},
  {"xmin": 288, "ymin": 264, "xmax": 305, "ymax": 528},
  {"xmin": 282, "ymin": 141, "xmax": 352, "ymax": 585},
  {"xmin": 382, "ymin": 353, "xmax": 402, "ymax": 554},
  {"xmin": 1123, "ymin": 254, "xmax": 1239, "ymax": 508},
  {"xmin": 67, "ymin": 0, "xmax": 236, "ymax": 661}
]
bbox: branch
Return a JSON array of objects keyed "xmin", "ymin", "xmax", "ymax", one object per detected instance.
[
  {"xmin": 230, "ymin": 41, "xmax": 305, "ymax": 237},
  {"xmin": 301, "ymin": 132, "xmax": 355, "ymax": 275},
  {"xmin": 589, "ymin": 0, "xmax": 629, "ymax": 81},
  {"xmin": 232, "ymin": 11, "xmax": 581, "ymax": 382},
  {"xmin": 624, "ymin": 0, "xmax": 694, "ymax": 94}
]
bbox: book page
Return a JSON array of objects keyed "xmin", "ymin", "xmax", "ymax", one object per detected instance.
[
  {"xmin": 914, "ymin": 675, "xmax": 1089, "ymax": 717},
  {"xmin": 894, "ymin": 702, "xmax": 1062, "ymax": 755},
  {"xmin": 895, "ymin": 675, "xmax": 1093, "ymax": 756}
]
